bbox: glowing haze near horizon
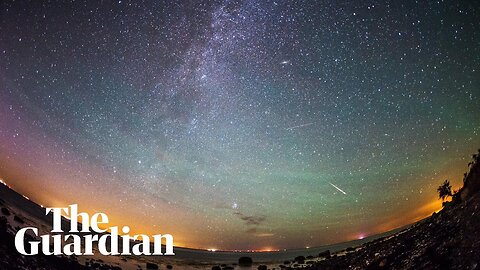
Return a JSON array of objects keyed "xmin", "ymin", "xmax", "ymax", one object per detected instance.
[{"xmin": 0, "ymin": 0, "xmax": 479, "ymax": 250}]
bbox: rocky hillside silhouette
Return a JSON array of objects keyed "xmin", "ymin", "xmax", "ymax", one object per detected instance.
[{"xmin": 455, "ymin": 149, "xmax": 480, "ymax": 202}]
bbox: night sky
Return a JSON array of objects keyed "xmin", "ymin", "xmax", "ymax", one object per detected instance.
[{"xmin": 0, "ymin": 0, "xmax": 479, "ymax": 250}]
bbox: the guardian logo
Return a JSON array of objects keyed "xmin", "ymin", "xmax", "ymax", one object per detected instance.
[{"xmin": 14, "ymin": 204, "xmax": 174, "ymax": 256}]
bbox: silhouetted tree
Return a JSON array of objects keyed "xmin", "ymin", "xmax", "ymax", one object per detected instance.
[{"xmin": 437, "ymin": 179, "xmax": 453, "ymax": 201}]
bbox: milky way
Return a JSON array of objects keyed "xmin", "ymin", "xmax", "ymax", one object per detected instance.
[{"xmin": 0, "ymin": 1, "xmax": 479, "ymax": 250}]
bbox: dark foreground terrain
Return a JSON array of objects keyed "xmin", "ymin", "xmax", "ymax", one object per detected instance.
[
  {"xmin": 298, "ymin": 192, "xmax": 480, "ymax": 270},
  {"xmin": 1, "ymin": 150, "xmax": 479, "ymax": 270}
]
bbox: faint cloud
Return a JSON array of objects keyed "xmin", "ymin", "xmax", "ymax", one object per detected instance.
[
  {"xmin": 234, "ymin": 211, "xmax": 266, "ymax": 226},
  {"xmin": 234, "ymin": 211, "xmax": 272, "ymax": 236}
]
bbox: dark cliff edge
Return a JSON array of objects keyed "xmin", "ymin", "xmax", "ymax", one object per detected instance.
[{"xmin": 456, "ymin": 150, "xmax": 480, "ymax": 203}]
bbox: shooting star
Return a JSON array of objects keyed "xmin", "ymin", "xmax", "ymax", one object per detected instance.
[
  {"xmin": 286, "ymin": 122, "xmax": 314, "ymax": 130},
  {"xmin": 328, "ymin": 182, "xmax": 347, "ymax": 195}
]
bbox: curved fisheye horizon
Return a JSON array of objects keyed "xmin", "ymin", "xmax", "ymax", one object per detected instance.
[
  {"xmin": 0, "ymin": 175, "xmax": 449, "ymax": 251},
  {"xmin": 0, "ymin": 0, "xmax": 479, "ymax": 251}
]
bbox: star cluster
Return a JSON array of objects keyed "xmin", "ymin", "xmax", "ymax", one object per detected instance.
[{"xmin": 0, "ymin": 0, "xmax": 479, "ymax": 250}]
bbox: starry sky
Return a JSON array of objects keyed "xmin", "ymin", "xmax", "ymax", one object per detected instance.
[{"xmin": 0, "ymin": 0, "xmax": 479, "ymax": 250}]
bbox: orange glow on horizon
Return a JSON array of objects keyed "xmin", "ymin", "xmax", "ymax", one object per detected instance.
[
  {"xmin": 0, "ymin": 174, "xmax": 460, "ymax": 251},
  {"xmin": 372, "ymin": 198, "xmax": 444, "ymax": 235}
]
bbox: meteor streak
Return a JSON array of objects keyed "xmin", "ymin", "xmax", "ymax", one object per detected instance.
[
  {"xmin": 286, "ymin": 122, "xmax": 314, "ymax": 130},
  {"xmin": 328, "ymin": 182, "xmax": 347, "ymax": 195}
]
